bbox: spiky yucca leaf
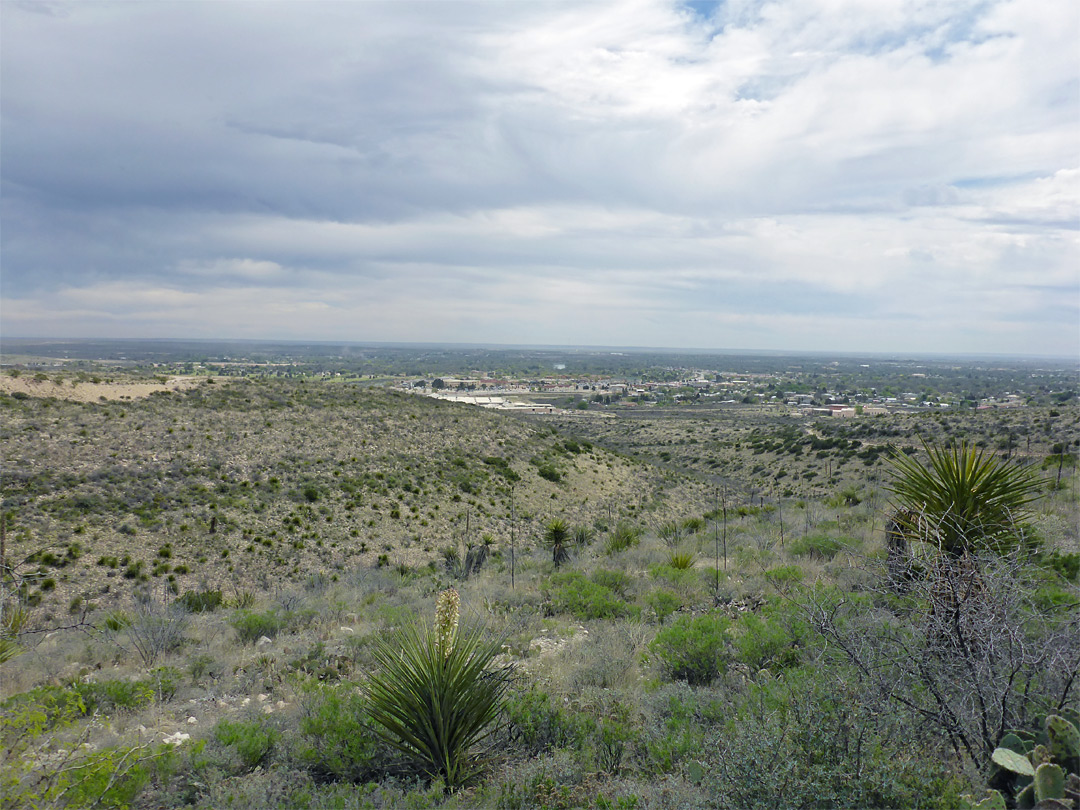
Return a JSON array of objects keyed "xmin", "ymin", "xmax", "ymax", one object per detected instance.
[
  {"xmin": 543, "ymin": 518, "xmax": 571, "ymax": 568},
  {"xmin": 886, "ymin": 441, "xmax": 1042, "ymax": 556},
  {"xmin": 667, "ymin": 550, "xmax": 697, "ymax": 570},
  {"xmin": 0, "ymin": 602, "xmax": 29, "ymax": 664},
  {"xmin": 365, "ymin": 620, "xmax": 512, "ymax": 787}
]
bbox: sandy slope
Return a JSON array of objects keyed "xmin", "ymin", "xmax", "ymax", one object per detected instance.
[{"xmin": 0, "ymin": 374, "xmax": 204, "ymax": 402}]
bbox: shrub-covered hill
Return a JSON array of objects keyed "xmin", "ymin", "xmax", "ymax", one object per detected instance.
[{"xmin": 1, "ymin": 378, "xmax": 711, "ymax": 621}]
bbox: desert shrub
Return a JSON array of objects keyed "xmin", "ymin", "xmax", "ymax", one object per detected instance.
[
  {"xmin": 703, "ymin": 666, "xmax": 970, "ymax": 809},
  {"xmin": 230, "ymin": 609, "xmax": 286, "ymax": 644},
  {"xmin": 503, "ymin": 688, "xmax": 587, "ymax": 756},
  {"xmin": 648, "ymin": 613, "xmax": 729, "ymax": 686},
  {"xmin": 546, "ymin": 571, "xmax": 635, "ymax": 621},
  {"xmin": 177, "ymin": 588, "xmax": 224, "ymax": 613},
  {"xmin": 648, "ymin": 563, "xmax": 699, "ymax": 587},
  {"xmin": 644, "ymin": 589, "xmax": 681, "ymax": 623},
  {"xmin": 730, "ymin": 602, "xmax": 808, "ymax": 673},
  {"xmin": 797, "ymin": 557, "xmax": 1079, "ymax": 773},
  {"xmin": 605, "ymin": 523, "xmax": 641, "ymax": 555},
  {"xmin": 788, "ymin": 533, "xmax": 844, "ymax": 560},
  {"xmin": 1040, "ymin": 549, "xmax": 1080, "ymax": 581},
  {"xmin": 214, "ymin": 718, "xmax": 279, "ymax": 772},
  {"xmin": 188, "ymin": 653, "xmax": 218, "ymax": 682},
  {"xmin": 763, "ymin": 564, "xmax": 805, "ymax": 587},
  {"xmin": 1, "ymin": 685, "xmax": 86, "ymax": 729},
  {"xmin": 536, "ymin": 464, "xmax": 561, "ymax": 483},
  {"xmin": 74, "ymin": 679, "xmax": 155, "ymax": 714},
  {"xmin": 639, "ymin": 683, "xmax": 725, "ymax": 775},
  {"xmin": 148, "ymin": 666, "xmax": 182, "ymax": 701},
  {"xmin": 123, "ymin": 601, "xmax": 189, "ymax": 667},
  {"xmin": 590, "ymin": 569, "xmax": 631, "ymax": 597},
  {"xmin": 567, "ymin": 623, "xmax": 644, "ymax": 691},
  {"xmin": 294, "ymin": 682, "xmax": 390, "ymax": 782},
  {"xmin": 1, "ymin": 686, "xmax": 160, "ymax": 809}
]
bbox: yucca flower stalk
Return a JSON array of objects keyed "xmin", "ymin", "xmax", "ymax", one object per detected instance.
[
  {"xmin": 366, "ymin": 590, "xmax": 511, "ymax": 787},
  {"xmin": 435, "ymin": 587, "xmax": 459, "ymax": 658}
]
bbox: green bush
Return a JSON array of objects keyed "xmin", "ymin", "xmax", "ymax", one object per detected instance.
[
  {"xmin": 788, "ymin": 533, "xmax": 845, "ymax": 560},
  {"xmin": 214, "ymin": 718, "xmax": 279, "ymax": 771},
  {"xmin": 703, "ymin": 668, "xmax": 970, "ymax": 809},
  {"xmin": 148, "ymin": 666, "xmax": 182, "ymax": 701},
  {"xmin": 1, "ymin": 686, "xmax": 161, "ymax": 808},
  {"xmin": 536, "ymin": 464, "xmax": 561, "ymax": 483},
  {"xmin": 1041, "ymin": 549, "xmax": 1080, "ymax": 581},
  {"xmin": 178, "ymin": 589, "xmax": 224, "ymax": 613},
  {"xmin": 648, "ymin": 563, "xmax": 699, "ymax": 587},
  {"xmin": 230, "ymin": 609, "xmax": 286, "ymax": 644},
  {"xmin": 645, "ymin": 589, "xmax": 681, "ymax": 624},
  {"xmin": 546, "ymin": 571, "xmax": 635, "ymax": 620},
  {"xmin": 731, "ymin": 605, "xmax": 807, "ymax": 673},
  {"xmin": 590, "ymin": 569, "xmax": 632, "ymax": 597},
  {"xmin": 503, "ymin": 688, "xmax": 587, "ymax": 756},
  {"xmin": 75, "ymin": 679, "xmax": 154, "ymax": 714},
  {"xmin": 640, "ymin": 685, "xmax": 724, "ymax": 774},
  {"xmin": 295, "ymin": 682, "xmax": 388, "ymax": 782},
  {"xmin": 649, "ymin": 613, "xmax": 730, "ymax": 685},
  {"xmin": 763, "ymin": 564, "xmax": 805, "ymax": 586}
]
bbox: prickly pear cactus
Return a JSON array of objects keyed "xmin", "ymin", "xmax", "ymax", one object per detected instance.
[
  {"xmin": 999, "ymin": 732, "xmax": 1030, "ymax": 756},
  {"xmin": 989, "ymin": 714, "xmax": 1080, "ymax": 809},
  {"xmin": 1015, "ymin": 782, "xmax": 1036, "ymax": 809},
  {"xmin": 993, "ymin": 747, "xmax": 1035, "ymax": 777},
  {"xmin": 1034, "ymin": 762, "xmax": 1066, "ymax": 802},
  {"xmin": 1046, "ymin": 714, "xmax": 1080, "ymax": 774},
  {"xmin": 959, "ymin": 789, "xmax": 1007, "ymax": 810}
]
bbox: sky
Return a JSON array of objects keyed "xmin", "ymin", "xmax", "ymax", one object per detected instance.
[{"xmin": 1, "ymin": 0, "xmax": 1078, "ymax": 357}]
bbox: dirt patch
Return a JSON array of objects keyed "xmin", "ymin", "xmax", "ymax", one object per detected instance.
[{"xmin": 0, "ymin": 375, "xmax": 205, "ymax": 402}]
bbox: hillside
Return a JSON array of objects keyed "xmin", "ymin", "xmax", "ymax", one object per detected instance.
[
  {"xmin": 1, "ymin": 373, "xmax": 1076, "ymax": 810},
  {"xmin": 2, "ymin": 378, "xmax": 710, "ymax": 621}
]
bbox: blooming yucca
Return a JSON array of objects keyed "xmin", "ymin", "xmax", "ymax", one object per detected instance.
[
  {"xmin": 435, "ymin": 587, "xmax": 459, "ymax": 658},
  {"xmin": 366, "ymin": 588, "xmax": 511, "ymax": 787}
]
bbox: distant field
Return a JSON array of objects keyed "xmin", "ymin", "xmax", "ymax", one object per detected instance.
[{"xmin": 0, "ymin": 373, "xmax": 204, "ymax": 402}]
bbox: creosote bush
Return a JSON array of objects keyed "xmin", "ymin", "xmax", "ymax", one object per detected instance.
[{"xmin": 649, "ymin": 613, "xmax": 729, "ymax": 685}]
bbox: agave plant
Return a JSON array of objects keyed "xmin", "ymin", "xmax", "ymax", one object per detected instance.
[
  {"xmin": 365, "ymin": 589, "xmax": 512, "ymax": 787},
  {"xmin": 886, "ymin": 441, "xmax": 1043, "ymax": 556}
]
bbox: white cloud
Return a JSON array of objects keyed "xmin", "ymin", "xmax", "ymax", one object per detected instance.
[{"xmin": 1, "ymin": 0, "xmax": 1076, "ymax": 356}]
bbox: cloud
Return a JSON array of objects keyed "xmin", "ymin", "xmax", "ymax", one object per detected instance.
[{"xmin": 1, "ymin": 0, "xmax": 1077, "ymax": 356}]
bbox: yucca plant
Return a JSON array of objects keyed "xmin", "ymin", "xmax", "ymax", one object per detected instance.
[
  {"xmin": 543, "ymin": 518, "xmax": 571, "ymax": 568},
  {"xmin": 0, "ymin": 601, "xmax": 29, "ymax": 664},
  {"xmin": 667, "ymin": 550, "xmax": 697, "ymax": 570},
  {"xmin": 886, "ymin": 441, "xmax": 1043, "ymax": 556},
  {"xmin": 572, "ymin": 525, "xmax": 595, "ymax": 548},
  {"xmin": 365, "ymin": 589, "xmax": 512, "ymax": 788},
  {"xmin": 605, "ymin": 522, "xmax": 642, "ymax": 555}
]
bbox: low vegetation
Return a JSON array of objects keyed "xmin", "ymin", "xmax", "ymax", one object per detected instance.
[{"xmin": 1, "ymin": 355, "xmax": 1077, "ymax": 809}]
